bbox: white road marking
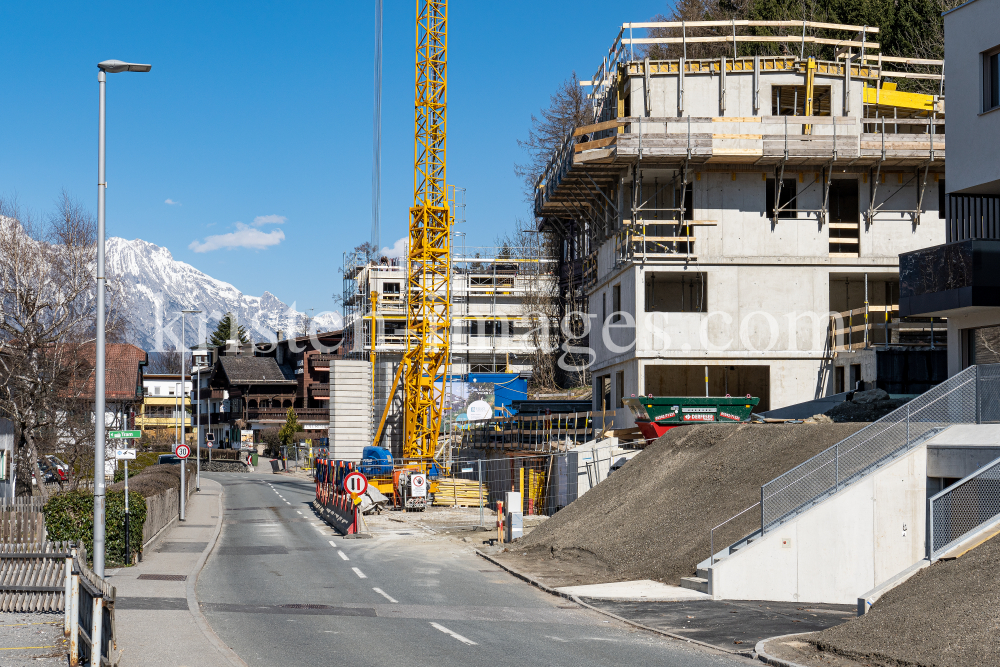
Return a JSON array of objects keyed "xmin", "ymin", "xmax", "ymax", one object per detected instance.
[
  {"xmin": 338, "ymin": 551, "xmax": 349, "ymax": 561},
  {"xmin": 285, "ymin": 501, "xmax": 291, "ymax": 505},
  {"xmin": 545, "ymin": 636, "xmax": 569, "ymax": 643},
  {"xmin": 430, "ymin": 622, "xmax": 477, "ymax": 645},
  {"xmin": 352, "ymin": 567, "xmax": 367, "ymax": 579},
  {"xmin": 373, "ymin": 587, "xmax": 398, "ymax": 603},
  {"xmin": 296, "ymin": 511, "xmax": 303, "ymax": 515},
  {"xmin": 328, "ymin": 539, "xmax": 338, "ymax": 548}
]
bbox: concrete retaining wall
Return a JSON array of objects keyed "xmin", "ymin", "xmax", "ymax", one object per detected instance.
[
  {"xmin": 710, "ymin": 445, "xmax": 928, "ymax": 604},
  {"xmin": 141, "ymin": 464, "xmax": 197, "ymax": 550}
]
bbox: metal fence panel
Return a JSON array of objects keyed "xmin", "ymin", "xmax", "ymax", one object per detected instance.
[
  {"xmin": 930, "ymin": 457, "xmax": 1000, "ymax": 558},
  {"xmin": 761, "ymin": 364, "xmax": 982, "ymax": 532}
]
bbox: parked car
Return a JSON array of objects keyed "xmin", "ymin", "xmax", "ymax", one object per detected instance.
[
  {"xmin": 36, "ymin": 457, "xmax": 63, "ymax": 483},
  {"xmin": 158, "ymin": 454, "xmax": 181, "ymax": 465},
  {"xmin": 42, "ymin": 455, "xmax": 70, "ymax": 481}
]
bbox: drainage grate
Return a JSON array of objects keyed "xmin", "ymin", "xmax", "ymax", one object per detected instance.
[
  {"xmin": 137, "ymin": 574, "xmax": 187, "ymax": 581},
  {"xmin": 216, "ymin": 546, "xmax": 288, "ymax": 555},
  {"xmin": 280, "ymin": 603, "xmax": 331, "ymax": 609},
  {"xmin": 157, "ymin": 542, "xmax": 209, "ymax": 553}
]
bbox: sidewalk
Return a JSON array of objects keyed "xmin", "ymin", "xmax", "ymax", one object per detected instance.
[{"xmin": 107, "ymin": 478, "xmax": 244, "ymax": 667}]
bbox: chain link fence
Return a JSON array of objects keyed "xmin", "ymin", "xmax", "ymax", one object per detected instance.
[{"xmin": 761, "ymin": 364, "xmax": 985, "ymax": 533}]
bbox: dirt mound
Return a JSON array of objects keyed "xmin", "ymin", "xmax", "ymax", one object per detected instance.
[
  {"xmin": 503, "ymin": 422, "xmax": 866, "ymax": 587},
  {"xmin": 808, "ymin": 535, "xmax": 1000, "ymax": 667},
  {"xmin": 824, "ymin": 399, "xmax": 909, "ymax": 423}
]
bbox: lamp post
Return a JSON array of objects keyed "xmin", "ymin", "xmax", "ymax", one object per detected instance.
[
  {"xmin": 93, "ymin": 57, "xmax": 150, "ymax": 667},
  {"xmin": 180, "ymin": 309, "xmax": 201, "ymax": 519}
]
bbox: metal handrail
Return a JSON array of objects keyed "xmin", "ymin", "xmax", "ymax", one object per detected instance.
[{"xmin": 710, "ymin": 502, "xmax": 760, "ymax": 565}]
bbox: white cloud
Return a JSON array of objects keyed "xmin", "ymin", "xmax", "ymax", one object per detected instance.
[
  {"xmin": 380, "ymin": 237, "xmax": 407, "ymax": 258},
  {"xmin": 164, "ymin": 198, "xmax": 181, "ymax": 206},
  {"xmin": 188, "ymin": 222, "xmax": 285, "ymax": 253},
  {"xmin": 252, "ymin": 214, "xmax": 287, "ymax": 227}
]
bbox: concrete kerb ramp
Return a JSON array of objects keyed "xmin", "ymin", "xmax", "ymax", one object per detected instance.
[{"xmin": 705, "ymin": 424, "xmax": 1000, "ymax": 604}]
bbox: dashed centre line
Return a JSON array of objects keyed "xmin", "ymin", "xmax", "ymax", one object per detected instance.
[
  {"xmin": 373, "ymin": 587, "xmax": 398, "ymax": 603},
  {"xmin": 328, "ymin": 539, "xmax": 337, "ymax": 548},
  {"xmin": 352, "ymin": 567, "xmax": 367, "ymax": 579},
  {"xmin": 338, "ymin": 551, "xmax": 349, "ymax": 561},
  {"xmin": 430, "ymin": 622, "xmax": 477, "ymax": 645}
]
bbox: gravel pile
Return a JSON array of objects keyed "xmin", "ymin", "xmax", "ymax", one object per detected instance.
[
  {"xmin": 509, "ymin": 422, "xmax": 866, "ymax": 585},
  {"xmin": 809, "ymin": 535, "xmax": 1000, "ymax": 667},
  {"xmin": 824, "ymin": 399, "xmax": 909, "ymax": 423}
]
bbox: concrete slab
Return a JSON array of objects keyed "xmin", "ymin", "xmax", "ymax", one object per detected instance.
[
  {"xmin": 924, "ymin": 423, "xmax": 1000, "ymax": 445},
  {"xmin": 584, "ymin": 599, "xmax": 856, "ymax": 652},
  {"xmin": 555, "ymin": 580, "xmax": 711, "ymax": 601}
]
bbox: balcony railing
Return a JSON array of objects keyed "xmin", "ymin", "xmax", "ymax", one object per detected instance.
[{"xmin": 246, "ymin": 408, "xmax": 330, "ymax": 423}]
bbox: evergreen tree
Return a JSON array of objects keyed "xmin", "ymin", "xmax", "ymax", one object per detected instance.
[
  {"xmin": 210, "ymin": 312, "xmax": 249, "ymax": 346},
  {"xmin": 278, "ymin": 407, "xmax": 302, "ymax": 447}
]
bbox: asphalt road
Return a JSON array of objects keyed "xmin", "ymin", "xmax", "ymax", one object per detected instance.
[{"xmin": 197, "ymin": 471, "xmax": 747, "ymax": 667}]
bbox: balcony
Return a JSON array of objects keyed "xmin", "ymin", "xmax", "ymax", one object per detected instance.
[
  {"xmin": 309, "ymin": 384, "xmax": 330, "ymax": 398},
  {"xmin": 246, "ymin": 408, "xmax": 330, "ymax": 423},
  {"xmin": 900, "ymin": 240, "xmax": 1000, "ymax": 317}
]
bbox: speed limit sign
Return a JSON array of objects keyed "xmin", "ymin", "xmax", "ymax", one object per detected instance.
[
  {"xmin": 343, "ymin": 471, "xmax": 368, "ymax": 496},
  {"xmin": 176, "ymin": 444, "xmax": 191, "ymax": 459}
]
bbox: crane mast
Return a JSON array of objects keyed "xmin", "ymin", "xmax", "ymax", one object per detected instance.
[{"xmin": 404, "ymin": 0, "xmax": 449, "ymax": 461}]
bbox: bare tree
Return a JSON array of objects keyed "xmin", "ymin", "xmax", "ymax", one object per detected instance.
[
  {"xmin": 147, "ymin": 348, "xmax": 186, "ymax": 375},
  {"xmin": 514, "ymin": 73, "xmax": 592, "ymax": 203},
  {"xmin": 0, "ymin": 192, "xmax": 126, "ymax": 498}
]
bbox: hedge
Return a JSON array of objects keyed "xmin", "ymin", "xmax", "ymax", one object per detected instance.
[{"xmin": 44, "ymin": 489, "xmax": 147, "ymax": 565}]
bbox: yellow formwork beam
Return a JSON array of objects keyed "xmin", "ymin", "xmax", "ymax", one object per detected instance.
[{"xmin": 863, "ymin": 83, "xmax": 936, "ymax": 113}]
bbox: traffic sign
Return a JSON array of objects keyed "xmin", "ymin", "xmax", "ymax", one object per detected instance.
[
  {"xmin": 115, "ymin": 449, "xmax": 136, "ymax": 460},
  {"xmin": 109, "ymin": 430, "xmax": 142, "ymax": 439},
  {"xmin": 410, "ymin": 473, "xmax": 427, "ymax": 497},
  {"xmin": 343, "ymin": 471, "xmax": 368, "ymax": 497},
  {"xmin": 175, "ymin": 444, "xmax": 191, "ymax": 459}
]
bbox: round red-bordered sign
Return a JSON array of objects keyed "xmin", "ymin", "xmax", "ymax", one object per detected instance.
[
  {"xmin": 176, "ymin": 444, "xmax": 191, "ymax": 459},
  {"xmin": 343, "ymin": 471, "xmax": 368, "ymax": 496}
]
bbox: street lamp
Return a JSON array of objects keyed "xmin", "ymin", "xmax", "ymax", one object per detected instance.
[
  {"xmin": 93, "ymin": 57, "xmax": 150, "ymax": 667},
  {"xmin": 180, "ymin": 309, "xmax": 201, "ymax": 517}
]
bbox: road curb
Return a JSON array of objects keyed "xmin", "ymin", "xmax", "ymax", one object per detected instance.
[
  {"xmin": 473, "ymin": 549, "xmax": 751, "ymax": 658},
  {"xmin": 754, "ymin": 633, "xmax": 815, "ymax": 667},
  {"xmin": 186, "ymin": 483, "xmax": 248, "ymax": 667}
]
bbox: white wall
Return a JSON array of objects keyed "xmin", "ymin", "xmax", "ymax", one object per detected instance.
[
  {"xmin": 944, "ymin": 0, "xmax": 1000, "ymax": 194},
  {"xmin": 710, "ymin": 444, "xmax": 927, "ymax": 604}
]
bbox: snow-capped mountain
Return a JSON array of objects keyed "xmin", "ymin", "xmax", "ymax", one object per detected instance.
[{"xmin": 106, "ymin": 237, "xmax": 341, "ymax": 352}]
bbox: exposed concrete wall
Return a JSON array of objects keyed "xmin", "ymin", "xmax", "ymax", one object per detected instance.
[
  {"xmin": 945, "ymin": 0, "xmax": 1000, "ymax": 194},
  {"xmin": 329, "ymin": 361, "xmax": 371, "ymax": 461},
  {"xmin": 710, "ymin": 443, "xmax": 927, "ymax": 604}
]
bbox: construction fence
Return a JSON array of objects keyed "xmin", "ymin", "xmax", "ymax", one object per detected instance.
[{"xmin": 430, "ymin": 442, "xmax": 630, "ymax": 525}]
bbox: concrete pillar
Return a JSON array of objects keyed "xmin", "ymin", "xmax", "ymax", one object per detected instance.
[{"xmin": 328, "ymin": 360, "xmax": 371, "ymax": 461}]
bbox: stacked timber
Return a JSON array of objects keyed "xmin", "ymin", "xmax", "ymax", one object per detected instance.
[{"xmin": 433, "ymin": 478, "xmax": 486, "ymax": 507}]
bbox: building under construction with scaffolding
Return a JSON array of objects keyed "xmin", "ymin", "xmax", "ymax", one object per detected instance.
[
  {"xmin": 341, "ymin": 243, "xmax": 559, "ymax": 455},
  {"xmin": 535, "ymin": 20, "xmax": 948, "ymax": 423}
]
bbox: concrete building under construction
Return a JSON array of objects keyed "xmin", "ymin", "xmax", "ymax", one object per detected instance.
[
  {"xmin": 341, "ymin": 243, "xmax": 558, "ymax": 454},
  {"xmin": 535, "ymin": 20, "xmax": 948, "ymax": 420}
]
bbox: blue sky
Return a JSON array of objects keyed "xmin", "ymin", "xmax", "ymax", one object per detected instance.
[{"xmin": 0, "ymin": 1, "xmax": 667, "ymax": 317}]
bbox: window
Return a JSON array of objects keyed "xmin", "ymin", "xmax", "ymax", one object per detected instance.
[
  {"xmin": 939, "ymin": 179, "xmax": 947, "ymax": 219},
  {"xmin": 645, "ymin": 272, "xmax": 707, "ymax": 312},
  {"xmin": 602, "ymin": 292, "xmax": 607, "ymax": 324},
  {"xmin": 675, "ymin": 182, "xmax": 694, "ymax": 220},
  {"xmin": 615, "ymin": 371, "xmax": 625, "ymax": 408},
  {"xmin": 599, "ymin": 375, "xmax": 611, "ymax": 413},
  {"xmin": 612, "ymin": 285, "xmax": 622, "ymax": 323},
  {"xmin": 771, "ymin": 85, "xmax": 832, "ymax": 116},
  {"xmin": 383, "ymin": 282, "xmax": 400, "ymax": 294},
  {"xmin": 154, "ymin": 386, "xmax": 161, "ymax": 396},
  {"xmin": 473, "ymin": 320, "xmax": 504, "ymax": 337},
  {"xmin": 766, "ymin": 179, "xmax": 797, "ymax": 219},
  {"xmin": 0, "ymin": 451, "xmax": 7, "ymax": 481},
  {"xmin": 984, "ymin": 48, "xmax": 1000, "ymax": 113}
]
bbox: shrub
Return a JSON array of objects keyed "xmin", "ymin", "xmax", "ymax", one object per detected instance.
[{"xmin": 44, "ymin": 489, "xmax": 147, "ymax": 565}]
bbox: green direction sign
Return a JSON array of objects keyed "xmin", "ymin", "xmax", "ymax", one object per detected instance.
[{"xmin": 108, "ymin": 430, "xmax": 142, "ymax": 439}]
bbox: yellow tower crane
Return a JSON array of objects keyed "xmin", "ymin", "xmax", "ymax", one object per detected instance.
[{"xmin": 403, "ymin": 0, "xmax": 450, "ymax": 462}]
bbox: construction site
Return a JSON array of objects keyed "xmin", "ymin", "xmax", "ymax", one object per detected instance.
[{"xmin": 313, "ymin": 8, "xmax": 1000, "ymax": 667}]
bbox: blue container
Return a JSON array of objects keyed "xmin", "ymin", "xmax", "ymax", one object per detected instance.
[{"xmin": 359, "ymin": 446, "xmax": 393, "ymax": 477}]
